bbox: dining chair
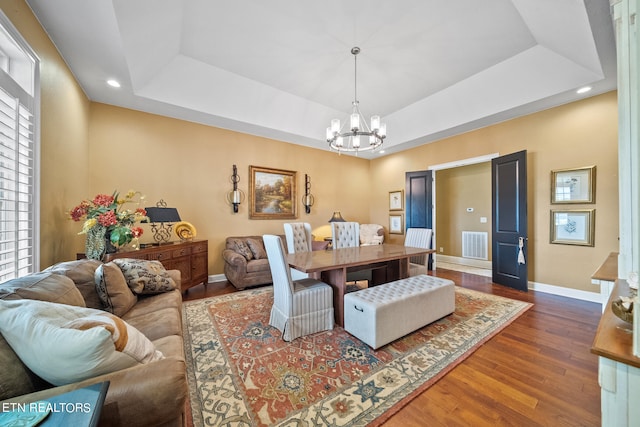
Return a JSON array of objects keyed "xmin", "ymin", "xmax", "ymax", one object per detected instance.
[
  {"xmin": 283, "ymin": 222, "xmax": 313, "ymax": 280},
  {"xmin": 331, "ymin": 221, "xmax": 372, "ymax": 286},
  {"xmin": 331, "ymin": 222, "xmax": 360, "ymax": 249},
  {"xmin": 405, "ymin": 228, "xmax": 433, "ymax": 276},
  {"xmin": 263, "ymin": 234, "xmax": 334, "ymax": 341}
]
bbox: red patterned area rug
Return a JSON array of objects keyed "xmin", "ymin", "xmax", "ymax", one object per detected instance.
[{"xmin": 183, "ymin": 286, "xmax": 531, "ymax": 427}]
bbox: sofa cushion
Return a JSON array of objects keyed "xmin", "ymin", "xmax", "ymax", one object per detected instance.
[
  {"xmin": 95, "ymin": 262, "xmax": 137, "ymax": 316},
  {"xmin": 230, "ymin": 238, "xmax": 253, "ymax": 261},
  {"xmin": 246, "ymin": 258, "xmax": 270, "ymax": 273},
  {"xmin": 246, "ymin": 238, "xmax": 267, "ymax": 259},
  {"xmin": 126, "ymin": 290, "xmax": 183, "ymax": 319},
  {"xmin": 112, "ymin": 259, "xmax": 177, "ymax": 295},
  {"xmin": 0, "ymin": 299, "xmax": 163, "ymax": 387},
  {"xmin": 122, "ymin": 307, "xmax": 182, "ymax": 342},
  {"xmin": 44, "ymin": 259, "xmax": 103, "ymax": 309},
  {"xmin": 0, "ymin": 272, "xmax": 85, "ymax": 307}
]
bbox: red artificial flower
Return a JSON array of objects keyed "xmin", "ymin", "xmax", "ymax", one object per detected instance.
[
  {"xmin": 93, "ymin": 194, "xmax": 115, "ymax": 207},
  {"xmin": 131, "ymin": 227, "xmax": 144, "ymax": 238},
  {"xmin": 69, "ymin": 202, "xmax": 89, "ymax": 221},
  {"xmin": 97, "ymin": 210, "xmax": 118, "ymax": 227},
  {"xmin": 135, "ymin": 208, "xmax": 147, "ymax": 216}
]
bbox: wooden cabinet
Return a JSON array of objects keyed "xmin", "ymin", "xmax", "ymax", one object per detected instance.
[{"xmin": 103, "ymin": 240, "xmax": 208, "ymax": 292}]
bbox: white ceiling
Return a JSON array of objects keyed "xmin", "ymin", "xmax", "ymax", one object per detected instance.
[{"xmin": 26, "ymin": 0, "xmax": 616, "ymax": 159}]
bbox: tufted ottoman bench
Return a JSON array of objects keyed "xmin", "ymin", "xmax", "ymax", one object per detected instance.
[{"xmin": 343, "ymin": 274, "xmax": 455, "ymax": 349}]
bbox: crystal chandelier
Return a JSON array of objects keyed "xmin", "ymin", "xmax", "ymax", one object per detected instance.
[{"xmin": 326, "ymin": 47, "xmax": 386, "ymax": 154}]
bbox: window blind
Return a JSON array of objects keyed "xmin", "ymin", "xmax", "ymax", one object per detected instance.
[{"xmin": 0, "ymin": 13, "xmax": 38, "ymax": 283}]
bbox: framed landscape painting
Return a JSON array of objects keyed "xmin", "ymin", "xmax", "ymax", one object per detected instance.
[{"xmin": 249, "ymin": 165, "xmax": 297, "ymax": 219}]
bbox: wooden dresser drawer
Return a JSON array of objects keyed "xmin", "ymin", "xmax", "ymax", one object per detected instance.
[
  {"xmin": 192, "ymin": 242, "xmax": 207, "ymax": 254},
  {"xmin": 172, "ymin": 246, "xmax": 191, "ymax": 257},
  {"xmin": 147, "ymin": 249, "xmax": 173, "ymax": 262}
]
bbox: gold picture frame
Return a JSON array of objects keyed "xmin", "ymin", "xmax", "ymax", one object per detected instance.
[
  {"xmin": 550, "ymin": 209, "xmax": 595, "ymax": 246},
  {"xmin": 249, "ymin": 165, "xmax": 297, "ymax": 219},
  {"xmin": 389, "ymin": 214, "xmax": 404, "ymax": 234},
  {"xmin": 389, "ymin": 190, "xmax": 403, "ymax": 211},
  {"xmin": 551, "ymin": 166, "xmax": 596, "ymax": 204}
]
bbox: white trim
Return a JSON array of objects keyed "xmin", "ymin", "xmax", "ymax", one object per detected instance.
[
  {"xmin": 209, "ymin": 274, "xmax": 226, "ymax": 283},
  {"xmin": 435, "ymin": 254, "xmax": 491, "ymax": 269},
  {"xmin": 435, "ymin": 254, "xmax": 603, "ymax": 305},
  {"xmin": 528, "ymin": 280, "xmax": 603, "ymax": 305},
  {"xmin": 428, "ymin": 153, "xmax": 500, "ymax": 171}
]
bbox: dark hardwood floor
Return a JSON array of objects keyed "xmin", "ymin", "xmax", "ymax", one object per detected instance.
[{"xmin": 183, "ymin": 268, "xmax": 602, "ymax": 426}]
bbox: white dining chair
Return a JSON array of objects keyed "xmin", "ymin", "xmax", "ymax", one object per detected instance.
[
  {"xmin": 283, "ymin": 222, "xmax": 313, "ymax": 280},
  {"xmin": 331, "ymin": 221, "xmax": 372, "ymax": 286},
  {"xmin": 331, "ymin": 222, "xmax": 360, "ymax": 249},
  {"xmin": 263, "ymin": 234, "xmax": 334, "ymax": 341},
  {"xmin": 405, "ymin": 228, "xmax": 433, "ymax": 276}
]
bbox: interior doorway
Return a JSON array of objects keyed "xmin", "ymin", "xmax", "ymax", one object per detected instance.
[{"xmin": 429, "ymin": 154, "xmax": 499, "ymax": 275}]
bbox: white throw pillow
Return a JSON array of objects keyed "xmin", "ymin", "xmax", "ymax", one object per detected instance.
[{"xmin": 0, "ymin": 299, "xmax": 163, "ymax": 386}]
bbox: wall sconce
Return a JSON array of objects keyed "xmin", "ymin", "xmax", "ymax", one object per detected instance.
[
  {"xmin": 144, "ymin": 199, "xmax": 181, "ymax": 245},
  {"xmin": 328, "ymin": 211, "xmax": 346, "ymax": 222},
  {"xmin": 302, "ymin": 174, "xmax": 315, "ymax": 214},
  {"xmin": 226, "ymin": 164, "xmax": 245, "ymax": 213}
]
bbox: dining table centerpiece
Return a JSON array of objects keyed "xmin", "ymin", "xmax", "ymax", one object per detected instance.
[{"xmin": 69, "ymin": 190, "xmax": 148, "ymax": 260}]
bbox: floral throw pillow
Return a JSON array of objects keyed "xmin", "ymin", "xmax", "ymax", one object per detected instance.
[
  {"xmin": 113, "ymin": 259, "xmax": 177, "ymax": 295},
  {"xmin": 231, "ymin": 239, "xmax": 253, "ymax": 261},
  {"xmin": 246, "ymin": 238, "xmax": 267, "ymax": 260}
]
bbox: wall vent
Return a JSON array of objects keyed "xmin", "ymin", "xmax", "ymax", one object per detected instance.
[{"xmin": 462, "ymin": 231, "xmax": 488, "ymax": 260}]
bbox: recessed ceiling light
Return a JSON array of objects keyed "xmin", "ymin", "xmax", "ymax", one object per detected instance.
[
  {"xmin": 107, "ymin": 79, "xmax": 121, "ymax": 88},
  {"xmin": 576, "ymin": 86, "xmax": 592, "ymax": 94}
]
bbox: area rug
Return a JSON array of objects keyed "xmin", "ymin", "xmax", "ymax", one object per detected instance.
[{"xmin": 183, "ymin": 286, "xmax": 531, "ymax": 427}]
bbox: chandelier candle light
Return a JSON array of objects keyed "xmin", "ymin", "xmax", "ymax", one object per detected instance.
[{"xmin": 326, "ymin": 47, "xmax": 386, "ymax": 154}]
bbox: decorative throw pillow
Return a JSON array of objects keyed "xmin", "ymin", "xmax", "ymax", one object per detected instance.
[
  {"xmin": 94, "ymin": 262, "xmax": 137, "ymax": 316},
  {"xmin": 231, "ymin": 238, "xmax": 253, "ymax": 261},
  {"xmin": 0, "ymin": 299, "xmax": 164, "ymax": 386},
  {"xmin": 112, "ymin": 259, "xmax": 177, "ymax": 295},
  {"xmin": 246, "ymin": 238, "xmax": 267, "ymax": 260}
]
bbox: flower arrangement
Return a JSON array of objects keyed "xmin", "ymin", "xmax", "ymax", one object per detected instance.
[{"xmin": 69, "ymin": 190, "xmax": 148, "ymax": 260}]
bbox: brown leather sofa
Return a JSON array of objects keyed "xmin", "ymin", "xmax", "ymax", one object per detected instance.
[{"xmin": 0, "ymin": 259, "xmax": 187, "ymax": 427}]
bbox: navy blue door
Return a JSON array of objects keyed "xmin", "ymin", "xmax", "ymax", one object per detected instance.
[
  {"xmin": 492, "ymin": 150, "xmax": 528, "ymax": 291},
  {"xmin": 405, "ymin": 170, "xmax": 433, "ymax": 269}
]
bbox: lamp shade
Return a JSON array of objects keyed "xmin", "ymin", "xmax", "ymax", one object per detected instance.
[
  {"xmin": 145, "ymin": 207, "xmax": 181, "ymax": 223},
  {"xmin": 328, "ymin": 211, "xmax": 346, "ymax": 222}
]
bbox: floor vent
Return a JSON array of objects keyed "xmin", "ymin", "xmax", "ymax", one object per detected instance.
[{"xmin": 462, "ymin": 231, "xmax": 488, "ymax": 260}]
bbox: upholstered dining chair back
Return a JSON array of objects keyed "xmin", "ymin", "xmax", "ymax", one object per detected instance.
[
  {"xmin": 331, "ymin": 222, "xmax": 360, "ymax": 249},
  {"xmin": 283, "ymin": 222, "xmax": 312, "ymax": 280},
  {"xmin": 263, "ymin": 235, "xmax": 334, "ymax": 341},
  {"xmin": 405, "ymin": 228, "xmax": 433, "ymax": 276},
  {"xmin": 283, "ymin": 222, "xmax": 313, "ymax": 253}
]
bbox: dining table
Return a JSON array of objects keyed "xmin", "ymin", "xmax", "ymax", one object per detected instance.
[{"xmin": 286, "ymin": 243, "xmax": 435, "ymax": 327}]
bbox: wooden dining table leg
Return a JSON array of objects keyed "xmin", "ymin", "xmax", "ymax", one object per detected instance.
[{"xmin": 322, "ymin": 267, "xmax": 347, "ymax": 327}]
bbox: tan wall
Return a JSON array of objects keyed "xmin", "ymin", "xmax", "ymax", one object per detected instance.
[
  {"xmin": 2, "ymin": 1, "xmax": 619, "ymax": 294},
  {"xmin": 0, "ymin": 0, "xmax": 92, "ymax": 269},
  {"xmin": 87, "ymin": 103, "xmax": 371, "ymax": 275},
  {"xmin": 435, "ymin": 163, "xmax": 492, "ymax": 258},
  {"xmin": 371, "ymin": 91, "xmax": 619, "ymax": 292}
]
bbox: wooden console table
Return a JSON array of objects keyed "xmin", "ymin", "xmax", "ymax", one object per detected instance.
[
  {"xmin": 102, "ymin": 240, "xmax": 208, "ymax": 292},
  {"xmin": 591, "ymin": 252, "xmax": 640, "ymax": 426}
]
